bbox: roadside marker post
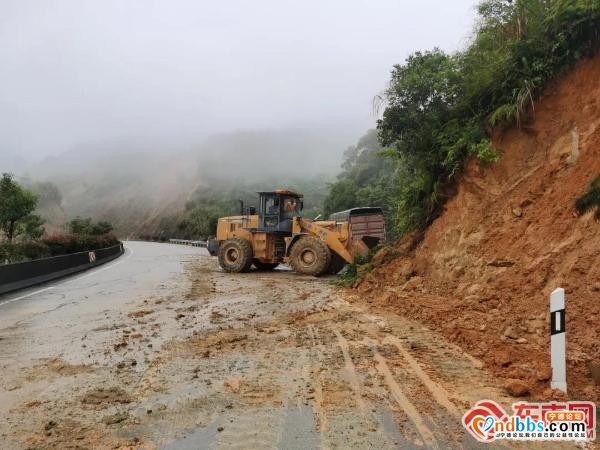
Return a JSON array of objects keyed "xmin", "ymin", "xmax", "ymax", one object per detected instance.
[{"xmin": 550, "ymin": 288, "xmax": 567, "ymax": 393}]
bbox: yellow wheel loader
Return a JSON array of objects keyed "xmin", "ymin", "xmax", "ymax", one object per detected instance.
[{"xmin": 207, "ymin": 189, "xmax": 385, "ymax": 276}]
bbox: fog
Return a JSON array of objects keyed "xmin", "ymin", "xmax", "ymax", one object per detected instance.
[
  {"xmin": 2, "ymin": 1, "xmax": 478, "ymax": 234},
  {"xmin": 2, "ymin": 0, "xmax": 476, "ymax": 164}
]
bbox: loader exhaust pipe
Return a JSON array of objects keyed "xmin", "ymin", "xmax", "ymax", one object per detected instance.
[{"xmin": 239, "ymin": 200, "xmax": 244, "ymax": 215}]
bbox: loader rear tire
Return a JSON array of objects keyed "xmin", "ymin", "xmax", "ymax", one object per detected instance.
[
  {"xmin": 327, "ymin": 252, "xmax": 347, "ymax": 275},
  {"xmin": 218, "ymin": 237, "xmax": 253, "ymax": 273},
  {"xmin": 253, "ymin": 260, "xmax": 279, "ymax": 271},
  {"xmin": 290, "ymin": 236, "xmax": 331, "ymax": 276}
]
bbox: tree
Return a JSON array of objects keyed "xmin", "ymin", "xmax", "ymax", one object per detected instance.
[
  {"xmin": 68, "ymin": 217, "xmax": 93, "ymax": 235},
  {"xmin": 0, "ymin": 173, "xmax": 42, "ymax": 243},
  {"xmin": 322, "ymin": 130, "xmax": 404, "ymax": 238},
  {"xmin": 19, "ymin": 214, "xmax": 45, "ymax": 240},
  {"xmin": 91, "ymin": 220, "xmax": 113, "ymax": 235},
  {"xmin": 68, "ymin": 217, "xmax": 114, "ymax": 235},
  {"xmin": 372, "ymin": 1, "xmax": 599, "ymax": 236}
]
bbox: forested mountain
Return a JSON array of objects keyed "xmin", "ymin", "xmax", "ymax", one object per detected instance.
[
  {"xmin": 327, "ymin": 0, "xmax": 600, "ymax": 239},
  {"xmin": 12, "ymin": 125, "xmax": 356, "ymax": 237}
]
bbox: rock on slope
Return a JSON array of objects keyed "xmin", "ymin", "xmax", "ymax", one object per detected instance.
[{"xmin": 356, "ymin": 56, "xmax": 600, "ymax": 401}]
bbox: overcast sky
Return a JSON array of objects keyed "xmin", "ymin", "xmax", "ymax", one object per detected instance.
[{"xmin": 1, "ymin": 0, "xmax": 477, "ymax": 160}]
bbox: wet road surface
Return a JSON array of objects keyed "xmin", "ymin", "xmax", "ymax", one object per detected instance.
[
  {"xmin": 0, "ymin": 241, "xmax": 200, "ymax": 364},
  {"xmin": 0, "ymin": 242, "xmax": 569, "ymax": 449}
]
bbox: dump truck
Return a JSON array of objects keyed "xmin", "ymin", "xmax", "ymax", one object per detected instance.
[{"xmin": 206, "ymin": 189, "xmax": 385, "ymax": 276}]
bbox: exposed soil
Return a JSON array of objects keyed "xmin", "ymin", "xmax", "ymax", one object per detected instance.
[
  {"xmin": 354, "ymin": 55, "xmax": 600, "ymax": 403},
  {"xmin": 0, "ymin": 254, "xmax": 550, "ymax": 449}
]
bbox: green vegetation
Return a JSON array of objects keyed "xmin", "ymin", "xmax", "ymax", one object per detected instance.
[
  {"xmin": 25, "ymin": 180, "xmax": 63, "ymax": 210},
  {"xmin": 575, "ymin": 173, "xmax": 600, "ymax": 219},
  {"xmin": 323, "ymin": 130, "xmax": 403, "ymax": 239},
  {"xmin": 336, "ymin": 252, "xmax": 375, "ymax": 286},
  {"xmin": 0, "ymin": 173, "xmax": 44, "ymax": 243},
  {"xmin": 0, "ymin": 174, "xmax": 118, "ymax": 263},
  {"xmin": 42, "ymin": 233, "xmax": 119, "ymax": 256},
  {"xmin": 68, "ymin": 217, "xmax": 114, "ymax": 236},
  {"xmin": 326, "ymin": 0, "xmax": 600, "ymax": 238},
  {"xmin": 1, "ymin": 231, "xmax": 119, "ymax": 263}
]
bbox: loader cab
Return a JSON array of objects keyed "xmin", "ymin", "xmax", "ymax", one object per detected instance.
[{"xmin": 257, "ymin": 190, "xmax": 303, "ymax": 233}]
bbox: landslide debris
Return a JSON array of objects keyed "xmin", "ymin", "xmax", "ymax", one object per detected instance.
[{"xmin": 353, "ymin": 56, "xmax": 600, "ymax": 402}]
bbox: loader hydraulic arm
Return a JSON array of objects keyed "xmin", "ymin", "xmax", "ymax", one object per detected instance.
[{"xmin": 297, "ymin": 218, "xmax": 354, "ymax": 264}]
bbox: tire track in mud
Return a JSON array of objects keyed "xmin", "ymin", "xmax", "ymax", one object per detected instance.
[
  {"xmin": 306, "ymin": 324, "xmax": 329, "ymax": 434},
  {"xmin": 372, "ymin": 347, "xmax": 438, "ymax": 448},
  {"xmin": 327, "ymin": 325, "xmax": 449, "ymax": 447},
  {"xmin": 383, "ymin": 335, "xmax": 462, "ymax": 419},
  {"xmin": 299, "ymin": 297, "xmax": 518, "ymax": 448},
  {"xmin": 345, "ymin": 300, "xmax": 515, "ymax": 409},
  {"xmin": 302, "ymin": 321, "xmax": 400, "ymax": 448},
  {"xmin": 333, "ymin": 329, "xmax": 367, "ymax": 411}
]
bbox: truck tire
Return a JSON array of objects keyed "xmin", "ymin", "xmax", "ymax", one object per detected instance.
[
  {"xmin": 327, "ymin": 252, "xmax": 347, "ymax": 274},
  {"xmin": 289, "ymin": 236, "xmax": 331, "ymax": 276},
  {"xmin": 253, "ymin": 260, "xmax": 279, "ymax": 271},
  {"xmin": 218, "ymin": 237, "xmax": 253, "ymax": 273}
]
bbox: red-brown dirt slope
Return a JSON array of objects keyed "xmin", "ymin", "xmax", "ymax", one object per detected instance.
[{"xmin": 354, "ymin": 56, "xmax": 600, "ymax": 401}]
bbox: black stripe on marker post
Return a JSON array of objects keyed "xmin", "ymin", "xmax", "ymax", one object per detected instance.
[{"xmin": 551, "ymin": 308, "xmax": 565, "ymax": 335}]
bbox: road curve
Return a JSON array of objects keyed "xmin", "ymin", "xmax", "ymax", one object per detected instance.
[
  {"xmin": 0, "ymin": 241, "xmax": 207, "ymax": 449},
  {"xmin": 0, "ymin": 241, "xmax": 204, "ymax": 351},
  {"xmin": 0, "ymin": 241, "xmax": 206, "ymax": 364}
]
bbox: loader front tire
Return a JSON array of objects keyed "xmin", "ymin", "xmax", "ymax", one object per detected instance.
[
  {"xmin": 218, "ymin": 237, "xmax": 253, "ymax": 273},
  {"xmin": 290, "ymin": 236, "xmax": 331, "ymax": 276}
]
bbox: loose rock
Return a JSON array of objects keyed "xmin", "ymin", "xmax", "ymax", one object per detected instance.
[
  {"xmin": 536, "ymin": 367, "xmax": 552, "ymax": 382},
  {"xmin": 504, "ymin": 379, "xmax": 530, "ymax": 397},
  {"xmin": 503, "ymin": 326, "xmax": 518, "ymax": 340}
]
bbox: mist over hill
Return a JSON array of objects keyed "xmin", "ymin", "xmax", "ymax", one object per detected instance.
[
  {"xmin": 0, "ymin": 151, "xmax": 28, "ymax": 174},
  {"xmin": 1, "ymin": 0, "xmax": 477, "ymax": 241},
  {"xmin": 10, "ymin": 124, "xmax": 360, "ymax": 236},
  {"xmin": 195, "ymin": 126, "xmax": 355, "ymax": 184}
]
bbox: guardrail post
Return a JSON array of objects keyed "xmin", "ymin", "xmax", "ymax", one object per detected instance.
[{"xmin": 550, "ymin": 288, "xmax": 567, "ymax": 393}]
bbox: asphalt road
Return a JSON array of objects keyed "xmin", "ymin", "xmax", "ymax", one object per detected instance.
[
  {"xmin": 1, "ymin": 240, "xmax": 200, "ymax": 305},
  {"xmin": 0, "ymin": 241, "xmax": 204, "ymax": 362}
]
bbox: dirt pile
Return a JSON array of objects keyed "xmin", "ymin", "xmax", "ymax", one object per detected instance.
[{"xmin": 355, "ymin": 56, "xmax": 600, "ymax": 401}]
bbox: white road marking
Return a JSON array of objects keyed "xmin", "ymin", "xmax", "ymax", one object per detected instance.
[
  {"xmin": 0, "ymin": 245, "xmax": 133, "ymax": 307},
  {"xmin": 0, "ymin": 286, "xmax": 55, "ymax": 306}
]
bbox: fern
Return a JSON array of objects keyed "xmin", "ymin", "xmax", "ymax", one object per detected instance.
[
  {"xmin": 469, "ymin": 140, "xmax": 500, "ymax": 164},
  {"xmin": 575, "ymin": 174, "xmax": 600, "ymax": 219},
  {"xmin": 490, "ymin": 103, "xmax": 519, "ymax": 127}
]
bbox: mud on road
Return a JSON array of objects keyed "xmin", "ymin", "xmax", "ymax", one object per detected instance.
[{"xmin": 0, "ymin": 254, "xmax": 559, "ymax": 449}]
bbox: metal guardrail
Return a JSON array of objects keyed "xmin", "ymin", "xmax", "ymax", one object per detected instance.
[
  {"xmin": 0, "ymin": 243, "xmax": 124, "ymax": 295},
  {"xmin": 168, "ymin": 239, "xmax": 207, "ymax": 247}
]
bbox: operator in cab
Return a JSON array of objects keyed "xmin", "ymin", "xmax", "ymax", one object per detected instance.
[{"xmin": 284, "ymin": 198, "xmax": 298, "ymax": 215}]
